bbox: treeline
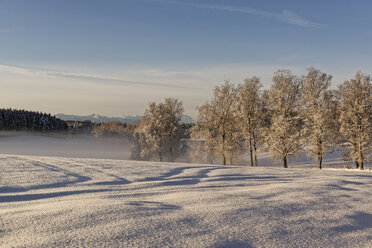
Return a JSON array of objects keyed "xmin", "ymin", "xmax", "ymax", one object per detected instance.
[
  {"xmin": 132, "ymin": 68, "xmax": 372, "ymax": 170},
  {"xmin": 0, "ymin": 109, "xmax": 139, "ymax": 137},
  {"xmin": 0, "ymin": 108, "xmax": 68, "ymax": 131},
  {"xmin": 65, "ymin": 120, "xmax": 133, "ymax": 137}
]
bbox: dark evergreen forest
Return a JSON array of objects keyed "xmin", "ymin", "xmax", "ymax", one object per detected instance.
[{"xmin": 0, "ymin": 108, "xmax": 68, "ymax": 131}]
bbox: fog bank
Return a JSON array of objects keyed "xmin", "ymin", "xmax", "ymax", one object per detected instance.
[{"xmin": 0, "ymin": 133, "xmax": 131, "ymax": 160}]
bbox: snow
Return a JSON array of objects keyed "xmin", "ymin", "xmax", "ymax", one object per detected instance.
[{"xmin": 1, "ymin": 152, "xmax": 371, "ymax": 247}]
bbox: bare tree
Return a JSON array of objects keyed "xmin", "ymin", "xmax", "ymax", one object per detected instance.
[
  {"xmin": 338, "ymin": 72, "xmax": 372, "ymax": 170},
  {"xmin": 236, "ymin": 76, "xmax": 264, "ymax": 166},
  {"xmin": 133, "ymin": 98, "xmax": 184, "ymax": 162},
  {"xmin": 192, "ymin": 81, "xmax": 242, "ymax": 165},
  {"xmin": 265, "ymin": 70, "xmax": 303, "ymax": 168},
  {"xmin": 301, "ymin": 67, "xmax": 339, "ymax": 169}
]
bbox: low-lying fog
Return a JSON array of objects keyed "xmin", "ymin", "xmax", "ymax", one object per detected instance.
[
  {"xmin": 0, "ymin": 132, "xmax": 370, "ymax": 169},
  {"xmin": 0, "ymin": 132, "xmax": 131, "ymax": 160}
]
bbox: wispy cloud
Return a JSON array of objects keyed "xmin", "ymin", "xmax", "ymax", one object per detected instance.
[
  {"xmin": 0, "ymin": 64, "xmax": 193, "ymax": 89},
  {"xmin": 279, "ymin": 10, "xmax": 323, "ymax": 28},
  {"xmin": 150, "ymin": 0, "xmax": 324, "ymax": 28}
]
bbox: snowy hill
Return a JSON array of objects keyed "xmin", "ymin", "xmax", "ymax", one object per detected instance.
[
  {"xmin": 0, "ymin": 153, "xmax": 371, "ymax": 247},
  {"xmin": 56, "ymin": 113, "xmax": 195, "ymax": 124}
]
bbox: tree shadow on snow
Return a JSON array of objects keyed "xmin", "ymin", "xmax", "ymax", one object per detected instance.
[
  {"xmin": 9, "ymin": 160, "xmax": 93, "ymax": 192},
  {"xmin": 159, "ymin": 178, "xmax": 200, "ymax": 186},
  {"xmin": 139, "ymin": 166, "xmax": 290, "ymax": 188},
  {"xmin": 214, "ymin": 240, "xmax": 252, "ymax": 248},
  {"xmin": 333, "ymin": 212, "xmax": 372, "ymax": 233},
  {"xmin": 343, "ymin": 174, "xmax": 372, "ymax": 179},
  {"xmin": 340, "ymin": 180, "xmax": 365, "ymax": 185},
  {"xmin": 139, "ymin": 166, "xmax": 227, "ymax": 186},
  {"xmin": 0, "ymin": 186, "xmax": 27, "ymax": 193},
  {"xmin": 326, "ymin": 184, "xmax": 358, "ymax": 191},
  {"xmin": 127, "ymin": 201, "xmax": 181, "ymax": 211},
  {"xmin": 206, "ymin": 175, "xmax": 285, "ymax": 182},
  {"xmin": 31, "ymin": 174, "xmax": 91, "ymax": 190},
  {"xmin": 0, "ymin": 189, "xmax": 111, "ymax": 203},
  {"xmin": 0, "ymin": 173, "xmax": 91, "ymax": 193},
  {"xmin": 139, "ymin": 166, "xmax": 202, "ymax": 182},
  {"xmin": 93, "ymin": 177, "xmax": 131, "ymax": 186}
]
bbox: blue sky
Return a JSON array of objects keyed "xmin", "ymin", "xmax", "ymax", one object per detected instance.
[{"xmin": 1, "ymin": 0, "xmax": 372, "ymax": 117}]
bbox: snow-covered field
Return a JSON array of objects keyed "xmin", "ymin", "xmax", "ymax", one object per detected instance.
[{"xmin": 1, "ymin": 152, "xmax": 371, "ymax": 247}]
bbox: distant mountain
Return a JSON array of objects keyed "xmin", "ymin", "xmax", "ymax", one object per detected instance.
[
  {"xmin": 56, "ymin": 113, "xmax": 194, "ymax": 124},
  {"xmin": 56, "ymin": 114, "xmax": 141, "ymax": 124},
  {"xmin": 180, "ymin": 115, "xmax": 195, "ymax": 124}
]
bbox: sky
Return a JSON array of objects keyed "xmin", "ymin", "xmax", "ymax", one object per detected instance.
[{"xmin": 1, "ymin": 0, "xmax": 372, "ymax": 118}]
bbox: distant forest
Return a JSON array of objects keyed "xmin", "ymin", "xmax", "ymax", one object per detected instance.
[{"xmin": 0, "ymin": 108, "xmax": 68, "ymax": 131}]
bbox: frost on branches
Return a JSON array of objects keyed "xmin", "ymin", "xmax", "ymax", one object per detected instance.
[
  {"xmin": 265, "ymin": 70, "xmax": 303, "ymax": 168},
  {"xmin": 132, "ymin": 98, "xmax": 184, "ymax": 162},
  {"xmin": 236, "ymin": 77, "xmax": 268, "ymax": 167},
  {"xmin": 191, "ymin": 81, "xmax": 242, "ymax": 165},
  {"xmin": 301, "ymin": 67, "xmax": 339, "ymax": 169},
  {"xmin": 127, "ymin": 68, "xmax": 372, "ymax": 170},
  {"xmin": 338, "ymin": 72, "xmax": 372, "ymax": 170}
]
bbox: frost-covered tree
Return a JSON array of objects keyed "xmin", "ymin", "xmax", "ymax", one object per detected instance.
[
  {"xmin": 338, "ymin": 72, "xmax": 372, "ymax": 170},
  {"xmin": 265, "ymin": 70, "xmax": 303, "ymax": 168},
  {"xmin": 236, "ymin": 77, "xmax": 265, "ymax": 166},
  {"xmin": 188, "ymin": 124, "xmax": 218, "ymax": 164},
  {"xmin": 192, "ymin": 81, "xmax": 242, "ymax": 165},
  {"xmin": 161, "ymin": 98, "xmax": 185, "ymax": 162},
  {"xmin": 92, "ymin": 121, "xmax": 127, "ymax": 137},
  {"xmin": 301, "ymin": 67, "xmax": 339, "ymax": 169},
  {"xmin": 133, "ymin": 98, "xmax": 184, "ymax": 162}
]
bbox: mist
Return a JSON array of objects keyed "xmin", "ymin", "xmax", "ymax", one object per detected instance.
[{"xmin": 0, "ymin": 132, "xmax": 131, "ymax": 160}]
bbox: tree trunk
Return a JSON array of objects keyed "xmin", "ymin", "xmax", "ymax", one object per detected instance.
[
  {"xmin": 253, "ymin": 136, "xmax": 258, "ymax": 166},
  {"xmin": 249, "ymin": 138, "xmax": 254, "ymax": 167},
  {"xmin": 222, "ymin": 133, "xmax": 227, "ymax": 165},
  {"xmin": 253, "ymin": 148, "xmax": 258, "ymax": 167},
  {"xmin": 317, "ymin": 151, "xmax": 323, "ymax": 169},
  {"xmin": 169, "ymin": 147, "xmax": 174, "ymax": 162},
  {"xmin": 359, "ymin": 143, "xmax": 364, "ymax": 170},
  {"xmin": 317, "ymin": 140, "xmax": 323, "ymax": 169},
  {"xmin": 354, "ymin": 160, "xmax": 359, "ymax": 169},
  {"xmin": 159, "ymin": 152, "xmax": 163, "ymax": 162},
  {"xmin": 283, "ymin": 155, "xmax": 288, "ymax": 168}
]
